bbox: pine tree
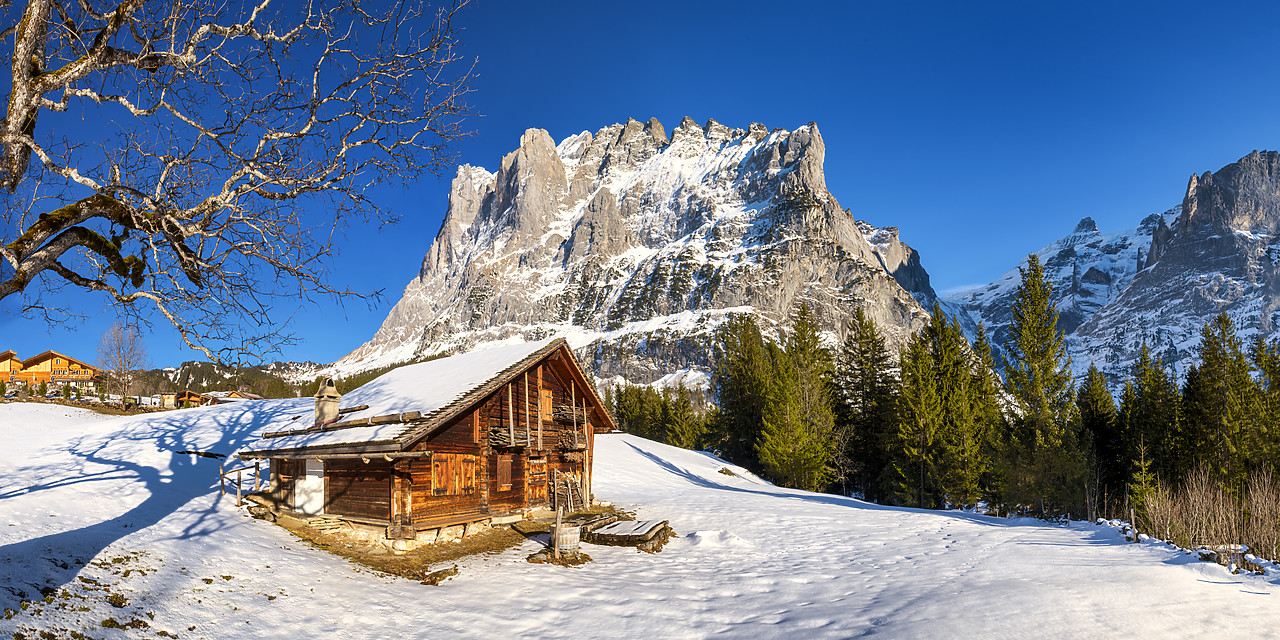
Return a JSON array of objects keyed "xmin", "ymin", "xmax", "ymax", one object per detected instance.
[
  {"xmin": 664, "ymin": 386, "xmax": 703, "ymax": 449},
  {"xmin": 756, "ymin": 304, "xmax": 835, "ymax": 491},
  {"xmin": 1078, "ymin": 364, "xmax": 1120, "ymax": 509},
  {"xmin": 711, "ymin": 314, "xmax": 774, "ymax": 469},
  {"xmin": 1119, "ymin": 344, "xmax": 1181, "ymax": 483},
  {"xmin": 1185, "ymin": 312, "xmax": 1260, "ymax": 490},
  {"xmin": 971, "ymin": 322, "xmax": 1007, "ymax": 507},
  {"xmin": 926, "ymin": 303, "xmax": 987, "ymax": 509},
  {"xmin": 1002, "ymin": 254, "xmax": 1083, "ymax": 515},
  {"xmin": 1129, "ymin": 436, "xmax": 1158, "ymax": 520},
  {"xmin": 892, "ymin": 335, "xmax": 941, "ymax": 507},
  {"xmin": 833, "ymin": 308, "xmax": 898, "ymax": 501},
  {"xmin": 1250, "ymin": 336, "xmax": 1280, "ymax": 470}
]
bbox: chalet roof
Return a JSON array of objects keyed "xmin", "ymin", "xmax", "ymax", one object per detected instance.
[
  {"xmin": 21, "ymin": 350, "xmax": 97, "ymax": 370},
  {"xmin": 238, "ymin": 338, "xmax": 583, "ymax": 457},
  {"xmin": 0, "ymin": 350, "xmax": 17, "ymax": 361}
]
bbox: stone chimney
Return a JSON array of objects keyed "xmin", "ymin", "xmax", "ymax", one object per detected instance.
[{"xmin": 314, "ymin": 378, "xmax": 341, "ymax": 427}]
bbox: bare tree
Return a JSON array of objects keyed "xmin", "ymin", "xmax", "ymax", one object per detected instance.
[
  {"xmin": 98, "ymin": 321, "xmax": 148, "ymax": 399},
  {"xmin": 0, "ymin": 0, "xmax": 473, "ymax": 361}
]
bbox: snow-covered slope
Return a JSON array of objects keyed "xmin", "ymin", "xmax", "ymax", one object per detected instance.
[
  {"xmin": 3, "ymin": 401, "xmax": 1278, "ymax": 638},
  {"xmin": 331, "ymin": 118, "xmax": 934, "ymax": 384}
]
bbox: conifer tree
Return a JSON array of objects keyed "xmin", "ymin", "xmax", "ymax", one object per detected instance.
[
  {"xmin": 893, "ymin": 335, "xmax": 941, "ymax": 507},
  {"xmin": 1250, "ymin": 336, "xmax": 1280, "ymax": 468},
  {"xmin": 664, "ymin": 386, "xmax": 703, "ymax": 449},
  {"xmin": 1078, "ymin": 364, "xmax": 1120, "ymax": 507},
  {"xmin": 756, "ymin": 304, "xmax": 835, "ymax": 491},
  {"xmin": 712, "ymin": 314, "xmax": 774, "ymax": 468},
  {"xmin": 971, "ymin": 322, "xmax": 1007, "ymax": 506},
  {"xmin": 925, "ymin": 303, "xmax": 986, "ymax": 509},
  {"xmin": 1184, "ymin": 312, "xmax": 1261, "ymax": 489},
  {"xmin": 833, "ymin": 308, "xmax": 898, "ymax": 500},
  {"xmin": 1119, "ymin": 344, "xmax": 1181, "ymax": 483},
  {"xmin": 1002, "ymin": 254, "xmax": 1083, "ymax": 515}
]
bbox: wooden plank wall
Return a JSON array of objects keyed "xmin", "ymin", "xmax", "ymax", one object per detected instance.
[
  {"xmin": 325, "ymin": 459, "xmax": 393, "ymax": 520},
  {"xmin": 269, "ymin": 458, "xmax": 301, "ymax": 508}
]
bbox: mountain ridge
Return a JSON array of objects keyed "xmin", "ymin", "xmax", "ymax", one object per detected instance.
[{"xmin": 330, "ymin": 117, "xmax": 937, "ymax": 384}]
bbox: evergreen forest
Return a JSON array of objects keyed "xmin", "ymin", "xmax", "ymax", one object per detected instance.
[{"xmin": 606, "ymin": 254, "xmax": 1280, "ymax": 554}]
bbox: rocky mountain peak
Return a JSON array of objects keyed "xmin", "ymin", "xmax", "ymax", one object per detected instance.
[
  {"xmin": 334, "ymin": 117, "xmax": 936, "ymax": 383},
  {"xmin": 1073, "ymin": 217, "xmax": 1100, "ymax": 234}
]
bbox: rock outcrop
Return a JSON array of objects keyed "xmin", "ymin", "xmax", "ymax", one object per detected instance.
[{"xmin": 332, "ymin": 118, "xmax": 937, "ymax": 383}]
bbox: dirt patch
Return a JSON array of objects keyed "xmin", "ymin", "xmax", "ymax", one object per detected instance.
[{"xmin": 275, "ymin": 518, "xmax": 527, "ymax": 583}]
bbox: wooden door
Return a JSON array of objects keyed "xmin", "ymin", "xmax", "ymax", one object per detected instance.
[{"xmin": 527, "ymin": 457, "xmax": 548, "ymax": 506}]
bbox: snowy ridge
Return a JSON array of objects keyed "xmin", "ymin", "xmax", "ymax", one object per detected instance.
[
  {"xmin": 951, "ymin": 149, "xmax": 1280, "ymax": 385},
  {"xmin": 331, "ymin": 118, "xmax": 935, "ymax": 384}
]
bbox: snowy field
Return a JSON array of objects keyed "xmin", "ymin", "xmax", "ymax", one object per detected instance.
[{"xmin": 1, "ymin": 400, "xmax": 1277, "ymax": 639}]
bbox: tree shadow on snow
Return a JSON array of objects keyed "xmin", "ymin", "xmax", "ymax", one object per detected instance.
[{"xmin": 0, "ymin": 400, "xmax": 308, "ymax": 609}]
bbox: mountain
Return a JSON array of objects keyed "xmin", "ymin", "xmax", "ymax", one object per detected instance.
[
  {"xmin": 332, "ymin": 117, "xmax": 936, "ymax": 384},
  {"xmin": 948, "ymin": 150, "xmax": 1280, "ymax": 383},
  {"xmin": 944, "ymin": 208, "xmax": 1179, "ymax": 370}
]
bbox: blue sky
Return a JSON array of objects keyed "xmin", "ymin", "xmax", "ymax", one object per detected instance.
[{"xmin": 4, "ymin": 0, "xmax": 1280, "ymax": 369}]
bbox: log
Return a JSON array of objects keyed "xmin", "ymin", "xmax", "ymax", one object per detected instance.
[{"xmin": 551, "ymin": 405, "xmax": 587, "ymax": 423}]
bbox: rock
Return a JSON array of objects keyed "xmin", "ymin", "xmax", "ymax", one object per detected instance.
[{"xmin": 330, "ymin": 118, "xmax": 936, "ymax": 385}]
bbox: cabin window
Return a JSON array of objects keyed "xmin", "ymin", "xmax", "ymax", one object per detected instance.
[
  {"xmin": 432, "ymin": 453, "xmax": 478, "ymax": 496},
  {"xmin": 497, "ymin": 454, "xmax": 513, "ymax": 491},
  {"xmin": 540, "ymin": 388, "xmax": 553, "ymax": 422}
]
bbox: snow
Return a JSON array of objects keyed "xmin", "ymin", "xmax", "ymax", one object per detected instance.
[
  {"xmin": 241, "ymin": 339, "xmax": 557, "ymax": 452},
  {"xmin": 3, "ymin": 402, "xmax": 1279, "ymax": 638}
]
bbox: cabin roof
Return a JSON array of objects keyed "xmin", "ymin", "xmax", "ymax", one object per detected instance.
[
  {"xmin": 21, "ymin": 350, "xmax": 98, "ymax": 370},
  {"xmin": 0, "ymin": 350, "xmax": 18, "ymax": 361},
  {"xmin": 239, "ymin": 338, "xmax": 592, "ymax": 457}
]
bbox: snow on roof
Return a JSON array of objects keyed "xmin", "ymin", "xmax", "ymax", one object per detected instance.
[{"xmin": 239, "ymin": 338, "xmax": 560, "ymax": 454}]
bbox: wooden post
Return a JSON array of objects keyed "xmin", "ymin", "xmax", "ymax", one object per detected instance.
[
  {"xmin": 219, "ymin": 463, "xmax": 225, "ymax": 496},
  {"xmin": 553, "ymin": 504, "xmax": 563, "ymax": 561},
  {"xmin": 507, "ymin": 384, "xmax": 515, "ymax": 445},
  {"xmin": 537, "ymin": 366, "xmax": 544, "ymax": 450},
  {"xmin": 571, "ymin": 381, "xmax": 578, "ymax": 447},
  {"xmin": 524, "ymin": 371, "xmax": 530, "ymax": 446},
  {"xmin": 236, "ymin": 469, "xmax": 242, "ymax": 507},
  {"xmin": 1130, "ymin": 508, "xmax": 1138, "ymax": 543},
  {"xmin": 254, "ymin": 461, "xmax": 261, "ymax": 492}
]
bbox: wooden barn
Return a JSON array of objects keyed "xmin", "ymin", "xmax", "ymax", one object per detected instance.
[{"xmin": 237, "ymin": 338, "xmax": 614, "ymax": 544}]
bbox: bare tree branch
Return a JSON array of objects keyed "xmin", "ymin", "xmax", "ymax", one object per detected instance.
[{"xmin": 0, "ymin": 0, "xmax": 474, "ymax": 363}]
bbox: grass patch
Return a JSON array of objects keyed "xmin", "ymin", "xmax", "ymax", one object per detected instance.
[{"xmin": 275, "ymin": 518, "xmax": 526, "ymax": 583}]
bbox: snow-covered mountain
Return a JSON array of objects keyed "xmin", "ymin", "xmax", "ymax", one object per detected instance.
[
  {"xmin": 332, "ymin": 117, "xmax": 936, "ymax": 384},
  {"xmin": 945, "ymin": 208, "xmax": 1179, "ymax": 371},
  {"xmin": 948, "ymin": 150, "xmax": 1280, "ymax": 383}
]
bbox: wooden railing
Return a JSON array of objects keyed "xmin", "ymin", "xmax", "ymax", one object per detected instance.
[{"xmin": 219, "ymin": 462, "xmax": 262, "ymax": 507}]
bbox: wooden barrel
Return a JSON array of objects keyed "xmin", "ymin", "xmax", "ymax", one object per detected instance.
[{"xmin": 553, "ymin": 525, "xmax": 580, "ymax": 553}]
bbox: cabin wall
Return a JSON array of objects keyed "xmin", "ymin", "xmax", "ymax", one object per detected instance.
[{"xmin": 325, "ymin": 459, "xmax": 392, "ymax": 521}]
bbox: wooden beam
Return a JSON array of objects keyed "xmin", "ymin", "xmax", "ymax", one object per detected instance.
[
  {"xmin": 537, "ymin": 365, "xmax": 544, "ymax": 450},
  {"xmin": 507, "ymin": 383, "xmax": 515, "ymax": 445},
  {"xmin": 524, "ymin": 371, "xmax": 530, "ymax": 447}
]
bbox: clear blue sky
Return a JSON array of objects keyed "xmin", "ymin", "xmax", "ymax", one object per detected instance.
[{"xmin": 4, "ymin": 0, "xmax": 1280, "ymax": 369}]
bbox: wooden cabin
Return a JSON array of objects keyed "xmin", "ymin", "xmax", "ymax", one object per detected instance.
[
  {"xmin": 0, "ymin": 350, "xmax": 20, "ymax": 384},
  {"xmin": 237, "ymin": 338, "xmax": 615, "ymax": 544},
  {"xmin": 161, "ymin": 390, "xmax": 209, "ymax": 408},
  {"xmin": 11, "ymin": 350, "xmax": 100, "ymax": 390}
]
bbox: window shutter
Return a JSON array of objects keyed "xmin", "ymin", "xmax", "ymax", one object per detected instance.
[{"xmin": 541, "ymin": 388, "xmax": 553, "ymax": 421}]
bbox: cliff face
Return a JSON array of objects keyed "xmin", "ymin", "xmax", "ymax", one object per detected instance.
[
  {"xmin": 949, "ymin": 150, "xmax": 1280, "ymax": 383},
  {"xmin": 334, "ymin": 117, "xmax": 936, "ymax": 383}
]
